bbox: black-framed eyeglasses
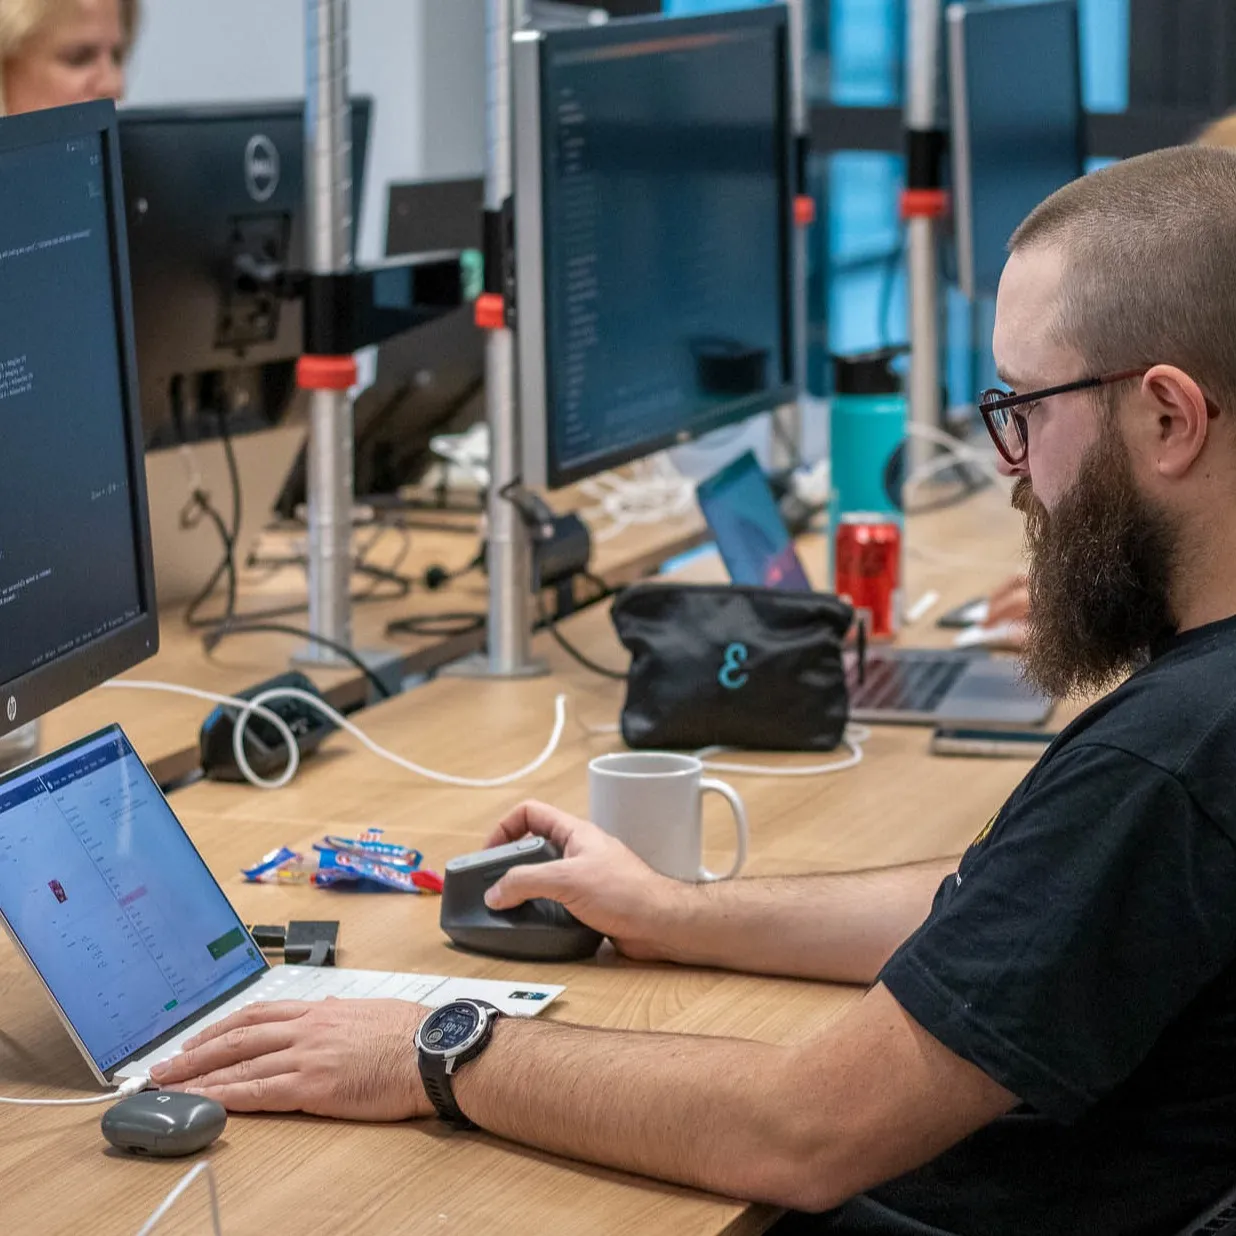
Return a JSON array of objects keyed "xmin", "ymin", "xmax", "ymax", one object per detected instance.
[{"xmin": 978, "ymin": 368, "xmax": 1149, "ymax": 466}]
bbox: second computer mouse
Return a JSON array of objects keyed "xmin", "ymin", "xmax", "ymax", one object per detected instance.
[
  {"xmin": 101, "ymin": 1091, "xmax": 228, "ymax": 1158},
  {"xmin": 440, "ymin": 837, "xmax": 604, "ymax": 963}
]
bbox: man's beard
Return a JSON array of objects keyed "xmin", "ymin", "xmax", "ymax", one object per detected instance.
[{"xmin": 1012, "ymin": 433, "xmax": 1179, "ymax": 700}]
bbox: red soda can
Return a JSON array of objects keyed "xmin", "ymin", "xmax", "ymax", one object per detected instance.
[{"xmin": 835, "ymin": 513, "xmax": 901, "ymax": 639}]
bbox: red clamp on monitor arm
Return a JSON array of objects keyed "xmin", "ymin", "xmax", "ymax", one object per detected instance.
[
  {"xmin": 297, "ymin": 355, "xmax": 358, "ymax": 392},
  {"xmin": 794, "ymin": 195, "xmax": 817, "ymax": 227},
  {"xmin": 474, "ymin": 292, "xmax": 507, "ymax": 331},
  {"xmin": 900, "ymin": 188, "xmax": 950, "ymax": 221}
]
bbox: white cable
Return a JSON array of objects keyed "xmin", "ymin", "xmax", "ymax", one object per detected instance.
[
  {"xmin": 0, "ymin": 1074, "xmax": 147, "ymax": 1107},
  {"xmin": 579, "ymin": 455, "xmax": 696, "ymax": 542},
  {"xmin": 232, "ymin": 687, "xmax": 568, "ymax": 791},
  {"xmin": 901, "ymin": 422, "xmax": 1010, "ymax": 493},
  {"xmin": 102, "ymin": 680, "xmax": 303, "ymax": 783},
  {"xmin": 695, "ymin": 724, "xmax": 871, "ymax": 777},
  {"xmin": 102, "ymin": 677, "xmax": 567, "ymax": 793},
  {"xmin": 136, "ymin": 1160, "xmax": 222, "ymax": 1236}
]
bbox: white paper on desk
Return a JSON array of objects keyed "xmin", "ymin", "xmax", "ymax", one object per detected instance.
[{"xmin": 425, "ymin": 977, "xmax": 565, "ymax": 1017}]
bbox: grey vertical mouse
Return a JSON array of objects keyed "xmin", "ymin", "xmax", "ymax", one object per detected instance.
[{"xmin": 101, "ymin": 1091, "xmax": 227, "ymax": 1157}]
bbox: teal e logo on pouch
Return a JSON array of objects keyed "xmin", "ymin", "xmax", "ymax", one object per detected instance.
[{"xmin": 719, "ymin": 643, "xmax": 750, "ymax": 691}]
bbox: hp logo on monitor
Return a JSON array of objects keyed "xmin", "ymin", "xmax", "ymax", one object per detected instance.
[
  {"xmin": 5, "ymin": 697, "xmax": 16, "ymax": 724},
  {"xmin": 244, "ymin": 135, "xmax": 280, "ymax": 204}
]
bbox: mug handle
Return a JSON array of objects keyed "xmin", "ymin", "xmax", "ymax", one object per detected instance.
[{"xmin": 698, "ymin": 778, "xmax": 749, "ymax": 881}]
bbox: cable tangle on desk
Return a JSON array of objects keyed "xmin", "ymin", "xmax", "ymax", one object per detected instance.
[{"xmin": 102, "ymin": 679, "xmax": 568, "ymax": 792}]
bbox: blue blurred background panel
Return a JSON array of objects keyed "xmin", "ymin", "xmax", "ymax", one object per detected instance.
[
  {"xmin": 817, "ymin": 0, "xmax": 1129, "ymax": 407},
  {"xmin": 656, "ymin": 0, "xmax": 1130, "ymax": 409}
]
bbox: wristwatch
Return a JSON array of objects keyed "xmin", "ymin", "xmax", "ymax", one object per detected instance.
[{"xmin": 415, "ymin": 999, "xmax": 503, "ymax": 1129}]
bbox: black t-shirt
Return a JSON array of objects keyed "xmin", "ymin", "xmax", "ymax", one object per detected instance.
[{"xmin": 815, "ymin": 615, "xmax": 1236, "ymax": 1235}]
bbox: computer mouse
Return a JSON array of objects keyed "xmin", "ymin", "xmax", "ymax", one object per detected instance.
[
  {"xmin": 440, "ymin": 837, "xmax": 604, "ymax": 962},
  {"xmin": 101, "ymin": 1091, "xmax": 227, "ymax": 1158}
]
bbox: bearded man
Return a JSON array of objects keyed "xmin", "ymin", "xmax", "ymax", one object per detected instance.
[{"xmin": 153, "ymin": 146, "xmax": 1236, "ymax": 1236}]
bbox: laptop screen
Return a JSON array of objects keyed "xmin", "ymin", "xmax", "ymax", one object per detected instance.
[
  {"xmin": 695, "ymin": 450, "xmax": 812, "ymax": 591},
  {"xmin": 0, "ymin": 727, "xmax": 266, "ymax": 1075}
]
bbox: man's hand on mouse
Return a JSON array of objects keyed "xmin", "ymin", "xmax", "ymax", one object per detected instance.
[
  {"xmin": 150, "ymin": 998, "xmax": 433, "ymax": 1119},
  {"xmin": 483, "ymin": 800, "xmax": 684, "ymax": 961}
]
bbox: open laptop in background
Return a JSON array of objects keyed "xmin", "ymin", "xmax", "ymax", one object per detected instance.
[
  {"xmin": 0, "ymin": 727, "xmax": 563, "ymax": 1088},
  {"xmin": 145, "ymin": 425, "xmax": 305, "ymax": 606},
  {"xmin": 695, "ymin": 451, "xmax": 1053, "ymax": 727}
]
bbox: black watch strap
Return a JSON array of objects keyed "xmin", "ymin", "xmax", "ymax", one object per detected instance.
[
  {"xmin": 419, "ymin": 1055, "xmax": 476, "ymax": 1130},
  {"xmin": 417, "ymin": 1000, "xmax": 501, "ymax": 1129}
]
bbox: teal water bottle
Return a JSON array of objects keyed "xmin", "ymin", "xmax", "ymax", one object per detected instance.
[{"xmin": 827, "ymin": 349, "xmax": 906, "ymax": 588}]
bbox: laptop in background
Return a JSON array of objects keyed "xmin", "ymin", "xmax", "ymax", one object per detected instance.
[
  {"xmin": 695, "ymin": 450, "xmax": 812, "ymax": 591},
  {"xmin": 0, "ymin": 727, "xmax": 562, "ymax": 1088},
  {"xmin": 695, "ymin": 451, "xmax": 1053, "ymax": 727},
  {"xmin": 145, "ymin": 425, "xmax": 305, "ymax": 606}
]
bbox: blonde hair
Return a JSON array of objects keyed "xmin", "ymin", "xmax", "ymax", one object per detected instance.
[
  {"xmin": 0, "ymin": 0, "xmax": 140, "ymax": 114},
  {"xmin": 1197, "ymin": 110, "xmax": 1236, "ymax": 150}
]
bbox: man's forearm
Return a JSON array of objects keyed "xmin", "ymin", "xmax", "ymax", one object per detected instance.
[
  {"xmin": 452, "ymin": 1017, "xmax": 832, "ymax": 1212},
  {"xmin": 645, "ymin": 859, "xmax": 955, "ymax": 985}
]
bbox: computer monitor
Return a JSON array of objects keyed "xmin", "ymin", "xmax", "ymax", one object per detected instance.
[
  {"xmin": 0, "ymin": 100, "xmax": 159, "ymax": 738},
  {"xmin": 947, "ymin": 0, "xmax": 1085, "ymax": 300},
  {"xmin": 117, "ymin": 98, "xmax": 373, "ymax": 446},
  {"xmin": 513, "ymin": 6, "xmax": 796, "ymax": 489}
]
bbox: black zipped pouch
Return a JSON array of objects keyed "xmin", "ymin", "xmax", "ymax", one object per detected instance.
[{"xmin": 610, "ymin": 582, "xmax": 853, "ymax": 752}]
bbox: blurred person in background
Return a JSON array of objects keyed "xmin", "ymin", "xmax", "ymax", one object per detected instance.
[{"xmin": 0, "ymin": 0, "xmax": 138, "ymax": 115}]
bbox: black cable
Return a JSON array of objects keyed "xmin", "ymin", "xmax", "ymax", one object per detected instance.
[
  {"xmin": 382, "ymin": 541, "xmax": 486, "ymax": 640},
  {"xmin": 201, "ymin": 622, "xmax": 394, "ymax": 699},
  {"xmin": 184, "ymin": 406, "xmax": 243, "ymax": 630},
  {"xmin": 582, "ymin": 571, "xmax": 614, "ymax": 601},
  {"xmin": 386, "ymin": 612, "xmax": 486, "ymax": 639},
  {"xmin": 494, "ymin": 481, "xmax": 627, "ymax": 681},
  {"xmin": 182, "ymin": 494, "xmax": 238, "ymax": 629},
  {"xmin": 242, "ymin": 553, "xmax": 413, "ymax": 601},
  {"xmin": 533, "ymin": 589, "xmax": 627, "ymax": 681}
]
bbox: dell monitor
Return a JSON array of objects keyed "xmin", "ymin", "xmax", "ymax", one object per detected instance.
[
  {"xmin": 117, "ymin": 99, "xmax": 372, "ymax": 446},
  {"xmin": 947, "ymin": 0, "xmax": 1085, "ymax": 300},
  {"xmin": 514, "ymin": 6, "xmax": 796, "ymax": 489},
  {"xmin": 0, "ymin": 100, "xmax": 159, "ymax": 738}
]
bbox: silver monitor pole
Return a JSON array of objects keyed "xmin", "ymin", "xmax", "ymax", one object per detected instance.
[
  {"xmin": 903, "ymin": 0, "xmax": 946, "ymax": 478},
  {"xmin": 770, "ymin": 0, "xmax": 809, "ymax": 473},
  {"xmin": 299, "ymin": 0, "xmax": 356, "ymax": 666},
  {"xmin": 457, "ymin": 0, "xmax": 546, "ymax": 679}
]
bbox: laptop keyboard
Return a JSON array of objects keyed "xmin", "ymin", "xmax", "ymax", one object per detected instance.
[
  {"xmin": 850, "ymin": 654, "xmax": 967, "ymax": 714},
  {"xmin": 120, "ymin": 967, "xmax": 447, "ymax": 1076}
]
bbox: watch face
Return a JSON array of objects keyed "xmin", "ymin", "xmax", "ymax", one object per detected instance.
[{"xmin": 421, "ymin": 1002, "xmax": 482, "ymax": 1052}]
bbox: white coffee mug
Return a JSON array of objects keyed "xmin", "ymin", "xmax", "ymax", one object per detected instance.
[{"xmin": 588, "ymin": 752, "xmax": 748, "ymax": 882}]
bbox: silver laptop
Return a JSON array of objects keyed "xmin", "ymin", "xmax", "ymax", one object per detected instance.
[
  {"xmin": 145, "ymin": 425, "xmax": 305, "ymax": 606},
  {"xmin": 0, "ymin": 727, "xmax": 563, "ymax": 1088},
  {"xmin": 695, "ymin": 451, "xmax": 1053, "ymax": 727}
]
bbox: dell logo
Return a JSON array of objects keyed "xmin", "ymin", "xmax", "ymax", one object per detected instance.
[
  {"xmin": 5, "ymin": 697, "xmax": 16, "ymax": 724},
  {"xmin": 244, "ymin": 135, "xmax": 280, "ymax": 203}
]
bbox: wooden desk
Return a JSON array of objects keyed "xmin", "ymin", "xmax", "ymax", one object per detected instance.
[
  {"xmin": 37, "ymin": 500, "xmax": 707, "ymax": 788},
  {"xmin": 0, "ymin": 485, "xmax": 1048, "ymax": 1235}
]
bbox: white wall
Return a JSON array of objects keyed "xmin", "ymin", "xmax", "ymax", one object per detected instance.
[{"xmin": 124, "ymin": 0, "xmax": 486, "ymax": 262}]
